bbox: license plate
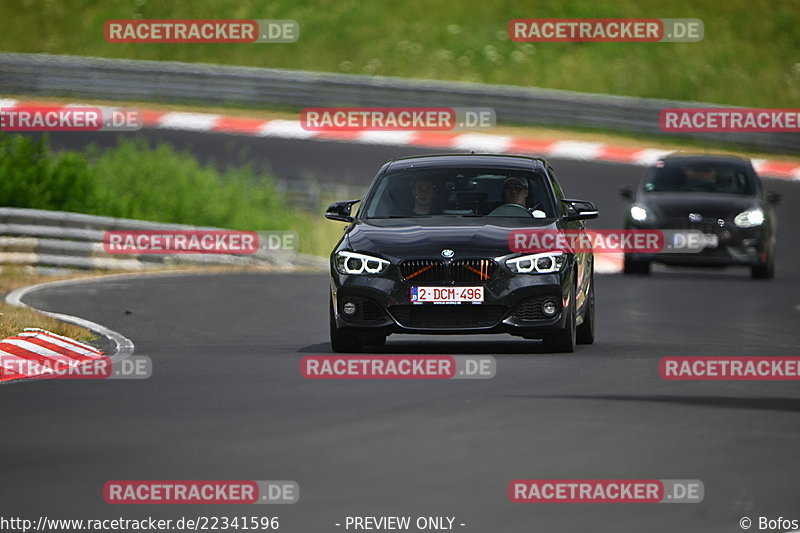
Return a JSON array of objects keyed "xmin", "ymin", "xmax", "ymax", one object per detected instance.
[
  {"xmin": 411, "ymin": 286, "xmax": 484, "ymax": 303},
  {"xmin": 670, "ymin": 232, "xmax": 719, "ymax": 250}
]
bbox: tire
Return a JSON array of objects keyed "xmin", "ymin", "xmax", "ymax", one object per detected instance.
[
  {"xmin": 751, "ymin": 252, "xmax": 775, "ymax": 279},
  {"xmin": 329, "ymin": 296, "xmax": 364, "ymax": 353},
  {"xmin": 576, "ymin": 275, "xmax": 595, "ymax": 345},
  {"xmin": 623, "ymin": 255, "xmax": 651, "ymax": 275},
  {"xmin": 543, "ymin": 284, "xmax": 576, "ymax": 353}
]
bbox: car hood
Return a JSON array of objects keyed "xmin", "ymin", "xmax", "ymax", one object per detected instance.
[
  {"xmin": 344, "ymin": 218, "xmax": 558, "ymax": 259},
  {"xmin": 639, "ymin": 192, "xmax": 758, "ymax": 220}
]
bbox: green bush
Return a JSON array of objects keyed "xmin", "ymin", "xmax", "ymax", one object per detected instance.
[
  {"xmin": 0, "ymin": 133, "xmax": 343, "ymax": 255},
  {"xmin": 0, "ymin": 134, "xmax": 93, "ymax": 212},
  {"xmin": 0, "ymin": 133, "xmax": 297, "ymax": 231},
  {"xmin": 84, "ymin": 138, "xmax": 296, "ymax": 230}
]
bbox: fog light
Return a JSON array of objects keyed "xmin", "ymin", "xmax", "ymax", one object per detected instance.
[
  {"xmin": 342, "ymin": 301, "xmax": 357, "ymax": 316},
  {"xmin": 542, "ymin": 300, "xmax": 557, "ymax": 316}
]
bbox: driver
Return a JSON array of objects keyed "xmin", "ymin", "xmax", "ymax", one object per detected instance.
[
  {"xmin": 685, "ymin": 164, "xmax": 717, "ymax": 184},
  {"xmin": 411, "ymin": 177, "xmax": 436, "ymax": 215},
  {"xmin": 502, "ymin": 176, "xmax": 529, "ymax": 206}
]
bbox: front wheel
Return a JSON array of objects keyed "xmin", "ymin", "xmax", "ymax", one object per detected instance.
[
  {"xmin": 751, "ymin": 250, "xmax": 775, "ymax": 279},
  {"xmin": 542, "ymin": 284, "xmax": 576, "ymax": 353},
  {"xmin": 329, "ymin": 296, "xmax": 364, "ymax": 353},
  {"xmin": 576, "ymin": 275, "xmax": 595, "ymax": 345}
]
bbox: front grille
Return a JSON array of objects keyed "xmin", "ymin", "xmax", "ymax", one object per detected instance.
[
  {"xmin": 512, "ymin": 296, "xmax": 560, "ymax": 321},
  {"xmin": 341, "ymin": 297, "xmax": 385, "ymax": 322},
  {"xmin": 451, "ymin": 259, "xmax": 496, "ymax": 282},
  {"xmin": 400, "ymin": 258, "xmax": 496, "ymax": 283},
  {"xmin": 389, "ymin": 305, "xmax": 506, "ymax": 329},
  {"xmin": 662, "ymin": 219, "xmax": 731, "ymax": 238},
  {"xmin": 399, "ymin": 260, "xmax": 445, "ymax": 282}
]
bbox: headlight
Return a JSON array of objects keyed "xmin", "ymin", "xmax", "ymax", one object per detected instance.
[
  {"xmin": 630, "ymin": 204, "xmax": 653, "ymax": 223},
  {"xmin": 506, "ymin": 252, "xmax": 567, "ymax": 274},
  {"xmin": 335, "ymin": 251, "xmax": 390, "ymax": 275},
  {"xmin": 734, "ymin": 208, "xmax": 765, "ymax": 228}
]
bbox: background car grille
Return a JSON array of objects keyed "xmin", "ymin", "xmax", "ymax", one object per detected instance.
[
  {"xmin": 399, "ymin": 259, "xmax": 496, "ymax": 282},
  {"xmin": 512, "ymin": 296, "xmax": 560, "ymax": 321},
  {"xmin": 389, "ymin": 305, "xmax": 506, "ymax": 328},
  {"xmin": 451, "ymin": 259, "xmax": 496, "ymax": 282},
  {"xmin": 399, "ymin": 260, "xmax": 446, "ymax": 282},
  {"xmin": 662, "ymin": 220, "xmax": 731, "ymax": 237}
]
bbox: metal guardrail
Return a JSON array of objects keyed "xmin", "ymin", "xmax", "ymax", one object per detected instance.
[
  {"xmin": 275, "ymin": 179, "xmax": 365, "ymax": 211},
  {"xmin": 0, "ymin": 208, "xmax": 327, "ymax": 271},
  {"xmin": 0, "ymin": 53, "xmax": 797, "ymax": 154}
]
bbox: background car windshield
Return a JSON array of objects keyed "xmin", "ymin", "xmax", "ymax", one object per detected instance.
[
  {"xmin": 644, "ymin": 163, "xmax": 755, "ymax": 194},
  {"xmin": 363, "ymin": 168, "xmax": 555, "ymax": 218}
]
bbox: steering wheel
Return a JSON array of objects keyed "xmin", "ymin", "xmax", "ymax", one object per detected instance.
[{"xmin": 486, "ymin": 203, "xmax": 533, "ymax": 217}]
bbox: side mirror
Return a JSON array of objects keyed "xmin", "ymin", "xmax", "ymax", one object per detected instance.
[
  {"xmin": 561, "ymin": 199, "xmax": 599, "ymax": 221},
  {"xmin": 618, "ymin": 186, "xmax": 635, "ymax": 200},
  {"xmin": 325, "ymin": 200, "xmax": 360, "ymax": 222},
  {"xmin": 767, "ymin": 191, "xmax": 781, "ymax": 206}
]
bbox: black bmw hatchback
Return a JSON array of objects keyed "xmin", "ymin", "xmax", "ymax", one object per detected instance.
[
  {"xmin": 619, "ymin": 154, "xmax": 780, "ymax": 278},
  {"xmin": 325, "ymin": 154, "xmax": 599, "ymax": 353}
]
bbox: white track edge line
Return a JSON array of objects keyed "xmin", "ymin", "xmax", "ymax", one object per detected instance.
[{"xmin": 5, "ymin": 275, "xmax": 136, "ymax": 383}]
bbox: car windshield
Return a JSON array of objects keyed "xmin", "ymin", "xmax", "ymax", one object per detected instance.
[
  {"xmin": 362, "ymin": 167, "xmax": 556, "ymax": 219},
  {"xmin": 643, "ymin": 162, "xmax": 755, "ymax": 195}
]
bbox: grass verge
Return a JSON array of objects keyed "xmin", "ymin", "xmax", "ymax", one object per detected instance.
[
  {"xmin": 0, "ymin": 267, "xmax": 98, "ymax": 341},
  {"xmin": 0, "ymin": 0, "xmax": 797, "ymax": 107}
]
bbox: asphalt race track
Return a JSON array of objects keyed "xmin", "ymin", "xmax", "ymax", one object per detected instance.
[{"xmin": 2, "ymin": 130, "xmax": 799, "ymax": 533}]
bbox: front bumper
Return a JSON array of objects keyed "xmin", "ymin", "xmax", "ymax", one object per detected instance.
[
  {"xmin": 331, "ymin": 268, "xmax": 573, "ymax": 338},
  {"xmin": 626, "ymin": 223, "xmax": 768, "ymax": 267}
]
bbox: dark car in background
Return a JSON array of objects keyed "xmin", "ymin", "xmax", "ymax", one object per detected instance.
[
  {"xmin": 325, "ymin": 154, "xmax": 598, "ymax": 353},
  {"xmin": 619, "ymin": 154, "xmax": 780, "ymax": 278}
]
